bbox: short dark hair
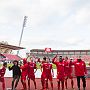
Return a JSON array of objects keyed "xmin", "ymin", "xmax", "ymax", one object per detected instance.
[
  {"xmin": 13, "ymin": 60, "xmax": 18, "ymax": 64},
  {"xmin": 43, "ymin": 57, "xmax": 46, "ymax": 60},
  {"xmin": 3, "ymin": 62, "xmax": 7, "ymax": 66},
  {"xmin": 59, "ymin": 56, "xmax": 62, "ymax": 58}
]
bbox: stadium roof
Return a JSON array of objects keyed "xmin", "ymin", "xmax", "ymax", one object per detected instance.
[
  {"xmin": 0, "ymin": 53, "xmax": 22, "ymax": 61},
  {"xmin": 0, "ymin": 43, "xmax": 25, "ymax": 50},
  {"xmin": 30, "ymin": 49, "xmax": 90, "ymax": 52}
]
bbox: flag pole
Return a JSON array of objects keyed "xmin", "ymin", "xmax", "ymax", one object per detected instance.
[{"xmin": 17, "ymin": 16, "xmax": 27, "ymax": 55}]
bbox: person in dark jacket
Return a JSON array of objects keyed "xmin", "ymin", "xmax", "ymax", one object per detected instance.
[{"xmin": 8, "ymin": 60, "xmax": 21, "ymax": 90}]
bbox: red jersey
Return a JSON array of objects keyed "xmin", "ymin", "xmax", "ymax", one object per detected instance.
[
  {"xmin": 52, "ymin": 57, "xmax": 66, "ymax": 77},
  {"xmin": 41, "ymin": 60, "xmax": 46, "ymax": 64},
  {"xmin": 71, "ymin": 60, "xmax": 87, "ymax": 76},
  {"xmin": 40, "ymin": 60, "xmax": 46, "ymax": 67},
  {"xmin": 20, "ymin": 63, "xmax": 28, "ymax": 76},
  {"xmin": 54, "ymin": 61, "xmax": 65, "ymax": 76},
  {"xmin": 64, "ymin": 60, "xmax": 72, "ymax": 75},
  {"xmin": 37, "ymin": 58, "xmax": 40, "ymax": 63},
  {"xmin": 28, "ymin": 62, "xmax": 36, "ymax": 75},
  {"xmin": 42, "ymin": 63, "xmax": 52, "ymax": 76},
  {"xmin": 0, "ymin": 67, "xmax": 6, "ymax": 78}
]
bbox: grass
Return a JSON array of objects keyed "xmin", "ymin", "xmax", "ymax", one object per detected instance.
[
  {"xmin": 36, "ymin": 63, "xmax": 56, "ymax": 69},
  {"xmin": 0, "ymin": 63, "xmax": 13, "ymax": 68},
  {"xmin": 0, "ymin": 63, "xmax": 56, "ymax": 69},
  {"xmin": 52, "ymin": 64, "xmax": 56, "ymax": 69}
]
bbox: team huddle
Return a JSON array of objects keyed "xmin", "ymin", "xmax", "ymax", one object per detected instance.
[{"xmin": 0, "ymin": 55, "xmax": 87, "ymax": 90}]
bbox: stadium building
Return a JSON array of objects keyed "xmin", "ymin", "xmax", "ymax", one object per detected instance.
[
  {"xmin": 26, "ymin": 49, "xmax": 90, "ymax": 77},
  {"xmin": 0, "ymin": 42, "xmax": 24, "ymax": 62},
  {"xmin": 27, "ymin": 49, "xmax": 90, "ymax": 62}
]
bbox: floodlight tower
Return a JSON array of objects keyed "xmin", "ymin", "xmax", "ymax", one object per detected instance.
[{"xmin": 17, "ymin": 16, "xmax": 27, "ymax": 55}]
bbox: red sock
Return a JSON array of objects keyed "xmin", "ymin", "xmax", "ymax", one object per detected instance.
[
  {"xmin": 58, "ymin": 81, "xmax": 60, "ymax": 90},
  {"xmin": 28, "ymin": 80, "xmax": 30, "ymax": 89},
  {"xmin": 23, "ymin": 82, "xmax": 27, "ymax": 90},
  {"xmin": 41, "ymin": 80, "xmax": 44, "ymax": 89},
  {"xmin": 65, "ymin": 79, "xmax": 67, "ymax": 89},
  {"xmin": 71, "ymin": 79, "xmax": 74, "ymax": 88},
  {"xmin": 61, "ymin": 81, "xmax": 64, "ymax": 90},
  {"xmin": 2, "ymin": 82, "xmax": 5, "ymax": 90},
  {"xmin": 46, "ymin": 81, "xmax": 48, "ymax": 89},
  {"xmin": 51, "ymin": 82, "xmax": 53, "ymax": 89},
  {"xmin": 34, "ymin": 81, "xmax": 37, "ymax": 89}
]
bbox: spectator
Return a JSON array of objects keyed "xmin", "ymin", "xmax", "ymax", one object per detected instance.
[
  {"xmin": 8, "ymin": 60, "xmax": 21, "ymax": 90},
  {"xmin": 70, "ymin": 56, "xmax": 87, "ymax": 90}
]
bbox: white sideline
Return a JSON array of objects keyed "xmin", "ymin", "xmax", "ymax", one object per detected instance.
[{"xmin": 4, "ymin": 69, "xmax": 57, "ymax": 78}]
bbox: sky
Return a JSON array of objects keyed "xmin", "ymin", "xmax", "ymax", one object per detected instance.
[{"xmin": 0, "ymin": 0, "xmax": 90, "ymax": 57}]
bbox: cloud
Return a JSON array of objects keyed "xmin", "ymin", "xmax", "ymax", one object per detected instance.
[
  {"xmin": 20, "ymin": 36, "xmax": 85, "ymax": 50},
  {"xmin": 64, "ymin": 37, "xmax": 83, "ymax": 45},
  {"xmin": 74, "ymin": 5, "xmax": 90, "ymax": 25},
  {"xmin": 0, "ymin": 0, "xmax": 90, "ymax": 54}
]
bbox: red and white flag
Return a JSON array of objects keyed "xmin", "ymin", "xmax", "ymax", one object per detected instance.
[{"xmin": 45, "ymin": 48, "xmax": 52, "ymax": 52}]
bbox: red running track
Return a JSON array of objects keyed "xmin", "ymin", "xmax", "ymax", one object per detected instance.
[{"xmin": 0, "ymin": 78, "xmax": 90, "ymax": 90}]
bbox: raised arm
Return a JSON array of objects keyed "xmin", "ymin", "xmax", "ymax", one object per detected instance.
[
  {"xmin": 51, "ymin": 66, "xmax": 54, "ymax": 77},
  {"xmin": 8, "ymin": 65, "xmax": 13, "ymax": 71},
  {"xmin": 34, "ymin": 64, "xmax": 37, "ymax": 73},
  {"xmin": 52, "ymin": 55, "xmax": 57, "ymax": 64}
]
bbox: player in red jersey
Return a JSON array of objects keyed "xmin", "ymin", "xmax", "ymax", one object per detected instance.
[
  {"xmin": 52, "ymin": 55, "xmax": 65, "ymax": 90},
  {"xmin": 27, "ymin": 57, "xmax": 37, "ymax": 90},
  {"xmin": 20, "ymin": 58, "xmax": 28, "ymax": 90},
  {"xmin": 41, "ymin": 57, "xmax": 54, "ymax": 90},
  {"xmin": 0, "ymin": 62, "xmax": 7, "ymax": 90},
  {"xmin": 70, "ymin": 56, "xmax": 87, "ymax": 90},
  {"xmin": 40, "ymin": 57, "xmax": 47, "ymax": 90},
  {"xmin": 64, "ymin": 57, "xmax": 74, "ymax": 90}
]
